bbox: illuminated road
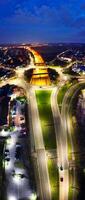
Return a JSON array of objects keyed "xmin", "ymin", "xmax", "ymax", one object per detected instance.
[
  {"xmin": 30, "ymin": 67, "xmax": 51, "ymax": 86},
  {"xmin": 0, "ymin": 78, "xmax": 51, "ymax": 200},
  {"xmin": 50, "ymin": 49, "xmax": 71, "ymax": 65},
  {"xmin": 26, "ymin": 46, "xmax": 45, "ymax": 65},
  {"xmin": 37, "ymin": 150, "xmax": 51, "ymax": 200},
  {"xmin": 29, "ymin": 88, "xmax": 44, "ymax": 149},
  {"xmin": 29, "ymin": 88, "xmax": 51, "ymax": 200},
  {"xmin": 61, "ymin": 81, "xmax": 85, "ymax": 200},
  {"xmin": 0, "ymin": 77, "xmax": 51, "ymax": 200},
  {"xmin": 51, "ymin": 81, "xmax": 85, "ymax": 200},
  {"xmin": 61, "ymin": 81, "xmax": 85, "ymax": 157},
  {"xmin": 0, "ymin": 46, "xmax": 69, "ymax": 200},
  {"xmin": 1, "ymin": 46, "xmax": 85, "ymax": 200},
  {"xmin": 0, "ymin": 46, "xmax": 56, "ymax": 200},
  {"xmin": 51, "ymin": 87, "xmax": 69, "ymax": 200}
]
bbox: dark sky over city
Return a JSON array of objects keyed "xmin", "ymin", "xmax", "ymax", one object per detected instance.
[{"xmin": 0, "ymin": 0, "xmax": 85, "ymax": 43}]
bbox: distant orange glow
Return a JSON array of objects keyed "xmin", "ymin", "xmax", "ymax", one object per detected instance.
[
  {"xmin": 25, "ymin": 46, "xmax": 51, "ymax": 85},
  {"xmin": 27, "ymin": 47, "xmax": 45, "ymax": 65},
  {"xmin": 30, "ymin": 67, "xmax": 51, "ymax": 86}
]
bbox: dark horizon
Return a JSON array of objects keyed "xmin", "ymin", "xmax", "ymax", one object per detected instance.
[{"xmin": 0, "ymin": 42, "xmax": 85, "ymax": 45}]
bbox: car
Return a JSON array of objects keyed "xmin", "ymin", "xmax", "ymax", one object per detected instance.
[
  {"xmin": 4, "ymin": 153, "xmax": 10, "ymax": 158},
  {"xmin": 15, "ymin": 148, "xmax": 22, "ymax": 160},
  {"xmin": 16, "ymin": 142, "xmax": 21, "ymax": 147},
  {"xmin": 11, "ymin": 110, "xmax": 16, "ymax": 115},
  {"xmin": 4, "ymin": 156, "xmax": 10, "ymax": 162},
  {"xmin": 20, "ymin": 115, "xmax": 25, "ymax": 122},
  {"xmin": 20, "ymin": 116, "xmax": 25, "ymax": 120},
  {"xmin": 11, "ymin": 169, "xmax": 26, "ymax": 178},
  {"xmin": 13, "ymin": 105, "xmax": 16, "ymax": 111},
  {"xmin": 60, "ymin": 177, "xmax": 63, "ymax": 182},
  {"xmin": 21, "ymin": 123, "xmax": 26, "ymax": 130},
  {"xmin": 4, "ymin": 149, "xmax": 9, "ymax": 153},
  {"xmin": 20, "ymin": 127, "xmax": 26, "ymax": 133},
  {"xmin": 22, "ymin": 131, "xmax": 26, "ymax": 135},
  {"xmin": 11, "ymin": 121, "xmax": 15, "ymax": 126},
  {"xmin": 20, "ymin": 131, "xmax": 26, "ymax": 137},
  {"xmin": 11, "ymin": 169, "xmax": 15, "ymax": 176},
  {"xmin": 4, "ymin": 149, "xmax": 10, "ymax": 156},
  {"xmin": 18, "ymin": 198, "xmax": 31, "ymax": 200},
  {"xmin": 18, "ymin": 134, "xmax": 26, "ymax": 138},
  {"xmin": 60, "ymin": 165, "xmax": 63, "ymax": 171},
  {"xmin": 15, "ymin": 145, "xmax": 22, "ymax": 160}
]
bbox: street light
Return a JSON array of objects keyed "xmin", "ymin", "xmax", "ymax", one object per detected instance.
[
  {"xmin": 30, "ymin": 193, "xmax": 37, "ymax": 200},
  {"xmin": 12, "ymin": 174, "xmax": 21, "ymax": 185},
  {"xmin": 8, "ymin": 195, "xmax": 17, "ymax": 200}
]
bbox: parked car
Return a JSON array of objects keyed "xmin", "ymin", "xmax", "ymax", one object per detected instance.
[
  {"xmin": 15, "ymin": 145, "xmax": 22, "ymax": 160},
  {"xmin": 20, "ymin": 115, "xmax": 25, "ymax": 124},
  {"xmin": 60, "ymin": 165, "xmax": 63, "ymax": 171},
  {"xmin": 60, "ymin": 177, "xmax": 63, "ymax": 182},
  {"xmin": 4, "ymin": 156, "xmax": 10, "ymax": 162},
  {"xmin": 4, "ymin": 149, "xmax": 10, "ymax": 157}
]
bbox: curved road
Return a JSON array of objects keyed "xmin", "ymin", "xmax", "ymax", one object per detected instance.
[
  {"xmin": 51, "ymin": 86, "xmax": 69, "ymax": 200},
  {"xmin": 61, "ymin": 81, "xmax": 85, "ymax": 200}
]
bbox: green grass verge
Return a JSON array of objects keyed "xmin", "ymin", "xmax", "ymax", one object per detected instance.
[
  {"xmin": 48, "ymin": 158, "xmax": 59, "ymax": 200},
  {"xmin": 14, "ymin": 161, "xmax": 25, "ymax": 169},
  {"xmin": 36, "ymin": 90, "xmax": 56, "ymax": 150},
  {"xmin": 57, "ymin": 83, "xmax": 72, "ymax": 111},
  {"xmin": 68, "ymin": 85, "xmax": 85, "ymax": 200},
  {"xmin": 68, "ymin": 168, "xmax": 74, "ymax": 200}
]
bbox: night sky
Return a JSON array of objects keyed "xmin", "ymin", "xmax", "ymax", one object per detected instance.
[{"xmin": 0, "ymin": 0, "xmax": 85, "ymax": 43}]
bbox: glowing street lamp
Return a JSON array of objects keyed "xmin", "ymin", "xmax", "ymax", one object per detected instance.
[
  {"xmin": 8, "ymin": 195, "xmax": 17, "ymax": 200},
  {"xmin": 30, "ymin": 193, "xmax": 37, "ymax": 200}
]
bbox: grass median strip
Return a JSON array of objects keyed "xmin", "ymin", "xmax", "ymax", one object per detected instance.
[
  {"xmin": 57, "ymin": 83, "xmax": 72, "ymax": 111},
  {"xmin": 48, "ymin": 158, "xmax": 59, "ymax": 200},
  {"xmin": 36, "ymin": 90, "xmax": 56, "ymax": 150}
]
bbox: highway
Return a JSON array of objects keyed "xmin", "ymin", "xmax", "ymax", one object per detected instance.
[
  {"xmin": 11, "ymin": 78, "xmax": 51, "ymax": 200},
  {"xmin": 51, "ymin": 87, "xmax": 69, "ymax": 200},
  {"xmin": 26, "ymin": 46, "xmax": 45, "ymax": 65},
  {"xmin": 0, "ymin": 47, "xmax": 69, "ymax": 200},
  {"xmin": 0, "ymin": 77, "xmax": 51, "ymax": 200},
  {"xmin": 29, "ymin": 88, "xmax": 51, "ymax": 200},
  {"xmin": 29, "ymin": 88, "xmax": 44, "ymax": 149},
  {"xmin": 16, "ymin": 80, "xmax": 51, "ymax": 200},
  {"xmin": 61, "ymin": 81, "xmax": 85, "ymax": 200},
  {"xmin": 37, "ymin": 150, "xmax": 51, "ymax": 200},
  {"xmin": 49, "ymin": 49, "xmax": 71, "ymax": 65},
  {"xmin": 51, "ymin": 81, "xmax": 85, "ymax": 200},
  {"xmin": 0, "ymin": 45, "xmax": 85, "ymax": 200}
]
